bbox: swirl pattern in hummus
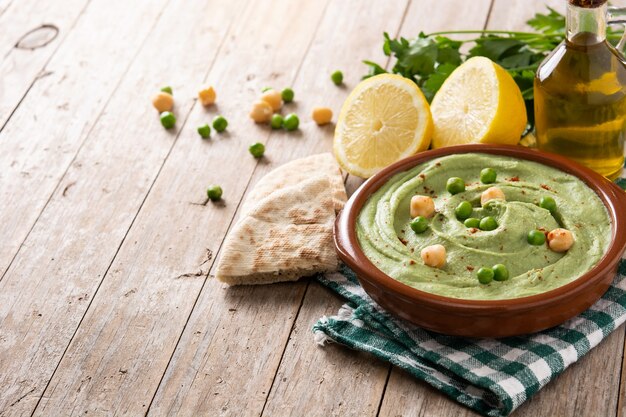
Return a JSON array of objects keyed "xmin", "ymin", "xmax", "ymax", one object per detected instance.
[{"xmin": 356, "ymin": 153, "xmax": 611, "ymax": 300}]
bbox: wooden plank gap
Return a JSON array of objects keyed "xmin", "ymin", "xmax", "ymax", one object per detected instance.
[
  {"xmin": 615, "ymin": 326, "xmax": 626, "ymax": 417},
  {"xmin": 375, "ymin": 365, "xmax": 393, "ymax": 417},
  {"xmin": 258, "ymin": 281, "xmax": 312, "ymax": 417}
]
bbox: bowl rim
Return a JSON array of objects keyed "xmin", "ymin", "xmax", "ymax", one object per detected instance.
[{"xmin": 335, "ymin": 144, "xmax": 626, "ymax": 313}]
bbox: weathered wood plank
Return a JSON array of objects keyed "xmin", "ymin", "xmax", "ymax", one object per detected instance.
[
  {"xmin": 618, "ymin": 330, "xmax": 626, "ymax": 417},
  {"xmin": 0, "ymin": 0, "xmax": 172, "ymax": 284},
  {"xmin": 0, "ymin": 0, "xmax": 244, "ymax": 414},
  {"xmin": 259, "ymin": 1, "xmax": 494, "ymax": 416},
  {"xmin": 147, "ymin": 1, "xmax": 411, "ymax": 415},
  {"xmin": 379, "ymin": 1, "xmax": 626, "ymax": 416},
  {"xmin": 0, "ymin": 0, "xmax": 90, "ymax": 130},
  {"xmin": 30, "ymin": 0, "xmax": 331, "ymax": 415}
]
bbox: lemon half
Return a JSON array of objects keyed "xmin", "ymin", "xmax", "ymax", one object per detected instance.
[
  {"xmin": 430, "ymin": 56, "xmax": 527, "ymax": 148},
  {"xmin": 333, "ymin": 74, "xmax": 433, "ymax": 178}
]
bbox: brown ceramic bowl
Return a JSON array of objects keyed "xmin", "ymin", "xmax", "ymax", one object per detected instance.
[{"xmin": 334, "ymin": 144, "xmax": 626, "ymax": 338}]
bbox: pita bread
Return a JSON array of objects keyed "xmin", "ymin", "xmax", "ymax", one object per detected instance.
[
  {"xmin": 216, "ymin": 153, "xmax": 346, "ymax": 285},
  {"xmin": 240, "ymin": 153, "xmax": 346, "ymax": 216}
]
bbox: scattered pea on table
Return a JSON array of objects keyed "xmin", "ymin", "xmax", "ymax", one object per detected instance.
[
  {"xmin": 206, "ymin": 185, "xmax": 223, "ymax": 201},
  {"xmin": 197, "ymin": 123, "xmax": 211, "ymax": 139},
  {"xmin": 213, "ymin": 115, "xmax": 228, "ymax": 132},
  {"xmin": 446, "ymin": 177, "xmax": 465, "ymax": 195},
  {"xmin": 281, "ymin": 88, "xmax": 295, "ymax": 103},
  {"xmin": 160, "ymin": 111, "xmax": 176, "ymax": 129},
  {"xmin": 160, "ymin": 86, "xmax": 173, "ymax": 94},
  {"xmin": 283, "ymin": 113, "xmax": 300, "ymax": 131},
  {"xmin": 270, "ymin": 114, "xmax": 284, "ymax": 129},
  {"xmin": 331, "ymin": 70, "xmax": 343, "ymax": 85},
  {"xmin": 249, "ymin": 142, "xmax": 265, "ymax": 158}
]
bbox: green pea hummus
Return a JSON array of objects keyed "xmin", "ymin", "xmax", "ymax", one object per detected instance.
[{"xmin": 357, "ymin": 153, "xmax": 611, "ymax": 300}]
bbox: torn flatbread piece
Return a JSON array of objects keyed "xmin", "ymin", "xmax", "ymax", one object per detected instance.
[{"xmin": 216, "ymin": 153, "xmax": 346, "ymax": 285}]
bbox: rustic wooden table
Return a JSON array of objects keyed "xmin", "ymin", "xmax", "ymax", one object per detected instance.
[{"xmin": 1, "ymin": 0, "xmax": 626, "ymax": 415}]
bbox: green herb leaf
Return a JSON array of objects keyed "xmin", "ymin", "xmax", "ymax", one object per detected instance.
[{"xmin": 422, "ymin": 63, "xmax": 458, "ymax": 101}]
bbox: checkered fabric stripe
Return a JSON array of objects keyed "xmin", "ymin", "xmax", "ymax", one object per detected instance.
[{"xmin": 313, "ymin": 180, "xmax": 626, "ymax": 417}]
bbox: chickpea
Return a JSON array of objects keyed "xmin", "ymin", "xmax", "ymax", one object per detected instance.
[
  {"xmin": 260, "ymin": 89, "xmax": 283, "ymax": 111},
  {"xmin": 152, "ymin": 92, "xmax": 174, "ymax": 113},
  {"xmin": 198, "ymin": 85, "xmax": 216, "ymax": 106},
  {"xmin": 249, "ymin": 100, "xmax": 273, "ymax": 123},
  {"xmin": 421, "ymin": 244, "xmax": 446, "ymax": 268},
  {"xmin": 480, "ymin": 186, "xmax": 505, "ymax": 206},
  {"xmin": 312, "ymin": 107, "xmax": 333, "ymax": 125},
  {"xmin": 410, "ymin": 195, "xmax": 435, "ymax": 218},
  {"xmin": 547, "ymin": 228, "xmax": 574, "ymax": 252}
]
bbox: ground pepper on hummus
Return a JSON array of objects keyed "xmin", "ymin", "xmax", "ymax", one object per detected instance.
[{"xmin": 356, "ymin": 153, "xmax": 612, "ymax": 300}]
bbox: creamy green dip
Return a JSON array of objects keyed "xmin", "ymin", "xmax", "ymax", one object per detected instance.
[{"xmin": 357, "ymin": 153, "xmax": 611, "ymax": 300}]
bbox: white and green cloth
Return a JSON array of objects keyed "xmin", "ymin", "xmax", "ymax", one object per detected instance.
[{"xmin": 313, "ymin": 180, "xmax": 626, "ymax": 417}]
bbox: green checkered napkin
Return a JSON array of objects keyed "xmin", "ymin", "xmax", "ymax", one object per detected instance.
[{"xmin": 313, "ymin": 179, "xmax": 626, "ymax": 417}]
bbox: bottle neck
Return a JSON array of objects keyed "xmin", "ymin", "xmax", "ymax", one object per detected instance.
[{"xmin": 567, "ymin": 2, "xmax": 607, "ymax": 44}]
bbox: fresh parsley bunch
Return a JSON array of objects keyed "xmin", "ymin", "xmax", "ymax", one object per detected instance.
[{"xmin": 364, "ymin": 7, "xmax": 622, "ymax": 129}]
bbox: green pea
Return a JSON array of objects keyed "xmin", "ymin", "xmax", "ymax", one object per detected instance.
[
  {"xmin": 281, "ymin": 88, "xmax": 295, "ymax": 103},
  {"xmin": 410, "ymin": 216, "xmax": 428, "ymax": 234},
  {"xmin": 479, "ymin": 216, "xmax": 498, "ymax": 231},
  {"xmin": 477, "ymin": 267, "xmax": 494, "ymax": 284},
  {"xmin": 270, "ymin": 114, "xmax": 284, "ymax": 129},
  {"xmin": 455, "ymin": 201, "xmax": 472, "ymax": 220},
  {"xmin": 493, "ymin": 264, "xmax": 509, "ymax": 281},
  {"xmin": 197, "ymin": 123, "xmax": 211, "ymax": 139},
  {"xmin": 249, "ymin": 142, "xmax": 265, "ymax": 158},
  {"xmin": 480, "ymin": 167, "xmax": 497, "ymax": 184},
  {"xmin": 331, "ymin": 70, "xmax": 343, "ymax": 85},
  {"xmin": 284, "ymin": 113, "xmax": 300, "ymax": 131},
  {"xmin": 212, "ymin": 115, "xmax": 228, "ymax": 132},
  {"xmin": 527, "ymin": 229, "xmax": 546, "ymax": 245},
  {"xmin": 206, "ymin": 185, "xmax": 223, "ymax": 201},
  {"xmin": 160, "ymin": 111, "xmax": 176, "ymax": 129},
  {"xmin": 539, "ymin": 196, "xmax": 557, "ymax": 213},
  {"xmin": 464, "ymin": 217, "xmax": 480, "ymax": 228},
  {"xmin": 446, "ymin": 177, "xmax": 465, "ymax": 195},
  {"xmin": 160, "ymin": 86, "xmax": 173, "ymax": 95}
]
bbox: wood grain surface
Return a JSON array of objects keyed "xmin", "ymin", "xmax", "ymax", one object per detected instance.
[{"xmin": 1, "ymin": 0, "xmax": 625, "ymax": 416}]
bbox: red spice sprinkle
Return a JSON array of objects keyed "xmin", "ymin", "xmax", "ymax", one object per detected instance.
[
  {"xmin": 409, "ymin": 260, "xmax": 416, "ymax": 265},
  {"xmin": 469, "ymin": 228, "xmax": 479, "ymax": 234},
  {"xmin": 435, "ymin": 162, "xmax": 441, "ymax": 167},
  {"xmin": 540, "ymin": 184, "xmax": 551, "ymax": 190},
  {"xmin": 399, "ymin": 238, "xmax": 408, "ymax": 245},
  {"xmin": 508, "ymin": 176, "xmax": 520, "ymax": 182},
  {"xmin": 466, "ymin": 266, "xmax": 475, "ymax": 271}
]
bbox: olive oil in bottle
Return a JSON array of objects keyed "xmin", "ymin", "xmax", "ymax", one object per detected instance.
[{"xmin": 534, "ymin": 0, "xmax": 626, "ymax": 179}]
